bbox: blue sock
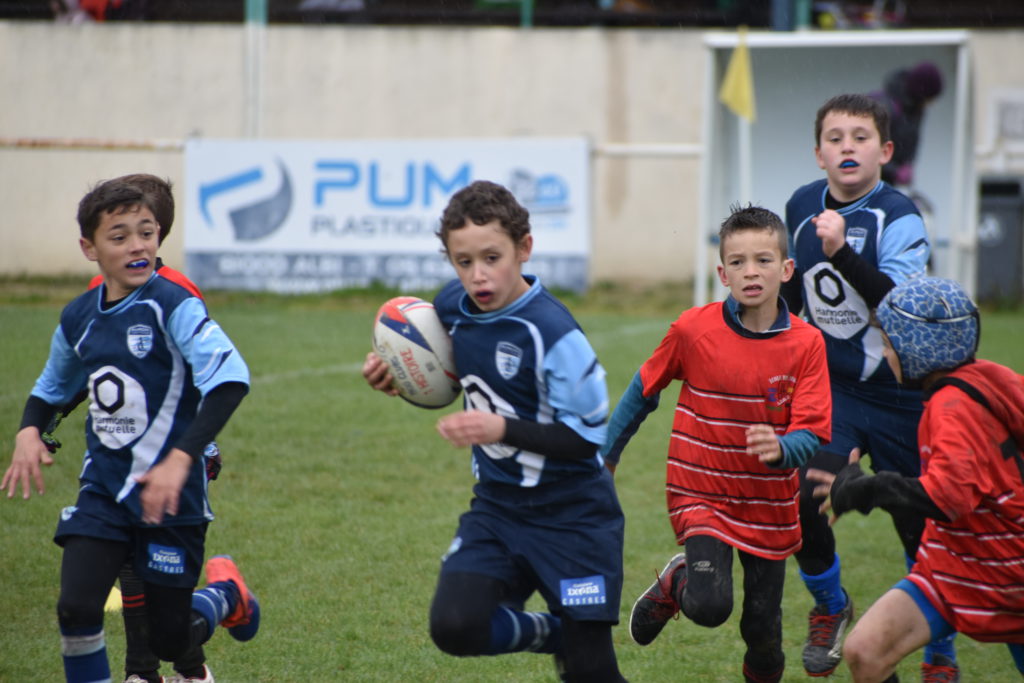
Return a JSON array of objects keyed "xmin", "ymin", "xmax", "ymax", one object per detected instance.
[
  {"xmin": 60, "ymin": 626, "xmax": 110, "ymax": 683},
  {"xmin": 485, "ymin": 607, "xmax": 562, "ymax": 654},
  {"xmin": 924, "ymin": 632, "xmax": 957, "ymax": 665},
  {"xmin": 799, "ymin": 553, "xmax": 847, "ymax": 614},
  {"xmin": 191, "ymin": 580, "xmax": 238, "ymax": 641}
]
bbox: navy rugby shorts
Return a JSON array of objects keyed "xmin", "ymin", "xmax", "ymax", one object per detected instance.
[
  {"xmin": 440, "ymin": 467, "xmax": 624, "ymax": 623},
  {"xmin": 54, "ymin": 487, "xmax": 207, "ymax": 588}
]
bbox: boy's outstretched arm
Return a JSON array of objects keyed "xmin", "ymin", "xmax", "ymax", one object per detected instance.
[
  {"xmin": 601, "ymin": 371, "xmax": 660, "ymax": 468},
  {"xmin": 3, "ymin": 395, "xmax": 61, "ymax": 499},
  {"xmin": 807, "ymin": 448, "xmax": 949, "ymax": 525},
  {"xmin": 4, "ymin": 427, "xmax": 55, "ymax": 499}
]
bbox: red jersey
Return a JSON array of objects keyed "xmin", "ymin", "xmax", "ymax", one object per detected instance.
[
  {"xmin": 640, "ymin": 301, "xmax": 831, "ymax": 559},
  {"xmin": 88, "ymin": 260, "xmax": 203, "ymax": 299},
  {"xmin": 907, "ymin": 359, "xmax": 1024, "ymax": 643}
]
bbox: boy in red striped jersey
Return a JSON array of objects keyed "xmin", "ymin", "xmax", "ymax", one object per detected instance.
[
  {"xmin": 810, "ymin": 276, "xmax": 1024, "ymax": 682},
  {"xmin": 603, "ymin": 204, "xmax": 831, "ymax": 683}
]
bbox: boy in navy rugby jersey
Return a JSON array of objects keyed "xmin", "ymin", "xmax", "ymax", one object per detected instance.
[
  {"xmin": 45, "ymin": 172, "xmax": 218, "ymax": 683},
  {"xmin": 809, "ymin": 277, "xmax": 1024, "ymax": 681},
  {"xmin": 3, "ymin": 179, "xmax": 259, "ymax": 683},
  {"xmin": 363, "ymin": 180, "xmax": 626, "ymax": 682},
  {"xmin": 780, "ymin": 93, "xmax": 957, "ymax": 679},
  {"xmin": 85, "ymin": 174, "xmax": 218, "ymax": 683},
  {"xmin": 602, "ymin": 205, "xmax": 831, "ymax": 683}
]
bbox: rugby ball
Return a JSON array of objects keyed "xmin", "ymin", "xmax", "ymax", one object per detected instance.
[{"xmin": 372, "ymin": 296, "xmax": 461, "ymax": 409}]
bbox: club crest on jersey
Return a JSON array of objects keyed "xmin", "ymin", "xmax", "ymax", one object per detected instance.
[
  {"xmin": 495, "ymin": 341, "xmax": 523, "ymax": 380},
  {"xmin": 127, "ymin": 324, "xmax": 154, "ymax": 359},
  {"xmin": 846, "ymin": 227, "xmax": 868, "ymax": 254},
  {"xmin": 766, "ymin": 374, "xmax": 797, "ymax": 410}
]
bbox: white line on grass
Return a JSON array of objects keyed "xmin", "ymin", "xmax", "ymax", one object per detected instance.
[
  {"xmin": 252, "ymin": 362, "xmax": 364, "ymax": 385},
  {"xmin": 249, "ymin": 322, "xmax": 665, "ymax": 386}
]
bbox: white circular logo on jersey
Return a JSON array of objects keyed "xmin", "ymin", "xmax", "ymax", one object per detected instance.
[
  {"xmin": 803, "ymin": 263, "xmax": 869, "ymax": 340},
  {"xmin": 89, "ymin": 365, "xmax": 149, "ymax": 449}
]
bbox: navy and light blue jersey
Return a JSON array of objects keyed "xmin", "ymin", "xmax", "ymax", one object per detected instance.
[
  {"xmin": 434, "ymin": 275, "xmax": 608, "ymax": 487},
  {"xmin": 30, "ymin": 272, "xmax": 249, "ymax": 525},
  {"xmin": 786, "ymin": 179, "xmax": 929, "ymax": 385}
]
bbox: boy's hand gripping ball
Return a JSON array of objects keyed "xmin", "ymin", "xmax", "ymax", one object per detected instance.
[{"xmin": 372, "ymin": 297, "xmax": 461, "ymax": 409}]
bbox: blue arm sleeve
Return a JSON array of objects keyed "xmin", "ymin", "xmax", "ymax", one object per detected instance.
[
  {"xmin": 543, "ymin": 328, "xmax": 609, "ymax": 446},
  {"xmin": 773, "ymin": 428, "xmax": 821, "ymax": 469},
  {"xmin": 601, "ymin": 370, "xmax": 660, "ymax": 465},
  {"xmin": 31, "ymin": 325, "xmax": 88, "ymax": 406},
  {"xmin": 166, "ymin": 298, "xmax": 250, "ymax": 396},
  {"xmin": 878, "ymin": 213, "xmax": 930, "ymax": 284}
]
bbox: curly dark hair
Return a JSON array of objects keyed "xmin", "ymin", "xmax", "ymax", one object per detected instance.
[{"xmin": 436, "ymin": 180, "xmax": 530, "ymax": 253}]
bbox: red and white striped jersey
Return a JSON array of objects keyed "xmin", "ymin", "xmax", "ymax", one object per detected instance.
[
  {"xmin": 640, "ymin": 301, "xmax": 831, "ymax": 560},
  {"xmin": 907, "ymin": 360, "xmax": 1024, "ymax": 643}
]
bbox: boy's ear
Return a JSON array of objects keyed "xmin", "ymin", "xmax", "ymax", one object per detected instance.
[
  {"xmin": 517, "ymin": 233, "xmax": 534, "ymax": 262},
  {"xmin": 781, "ymin": 257, "xmax": 795, "ymax": 283},
  {"xmin": 79, "ymin": 237, "xmax": 98, "ymax": 262},
  {"xmin": 716, "ymin": 263, "xmax": 729, "ymax": 287},
  {"xmin": 814, "ymin": 146, "xmax": 826, "ymax": 170},
  {"xmin": 880, "ymin": 139, "xmax": 895, "ymax": 164}
]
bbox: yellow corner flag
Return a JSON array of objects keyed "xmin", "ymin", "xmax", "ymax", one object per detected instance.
[{"xmin": 718, "ymin": 25, "xmax": 756, "ymax": 123}]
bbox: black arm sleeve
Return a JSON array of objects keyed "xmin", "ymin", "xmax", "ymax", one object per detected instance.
[
  {"xmin": 20, "ymin": 395, "xmax": 59, "ymax": 432},
  {"xmin": 831, "ymin": 464, "xmax": 950, "ymax": 522},
  {"xmin": 780, "ymin": 275, "xmax": 804, "ymax": 316},
  {"xmin": 174, "ymin": 382, "xmax": 248, "ymax": 462},
  {"xmin": 828, "ymin": 243, "xmax": 896, "ymax": 308},
  {"xmin": 502, "ymin": 418, "xmax": 597, "ymax": 461}
]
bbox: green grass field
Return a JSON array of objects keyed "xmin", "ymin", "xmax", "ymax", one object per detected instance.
[{"xmin": 2, "ymin": 279, "xmax": 1022, "ymax": 682}]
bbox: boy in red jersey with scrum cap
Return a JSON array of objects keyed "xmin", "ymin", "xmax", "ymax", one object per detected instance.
[{"xmin": 810, "ymin": 276, "xmax": 1024, "ymax": 682}]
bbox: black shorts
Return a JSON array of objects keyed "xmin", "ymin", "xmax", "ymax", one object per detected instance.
[
  {"xmin": 54, "ymin": 487, "xmax": 207, "ymax": 588},
  {"xmin": 440, "ymin": 468, "xmax": 625, "ymax": 622}
]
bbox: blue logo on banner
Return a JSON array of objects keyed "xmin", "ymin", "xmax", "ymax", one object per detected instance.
[
  {"xmin": 508, "ymin": 169, "xmax": 570, "ymax": 215},
  {"xmin": 313, "ymin": 160, "xmax": 471, "ymax": 209},
  {"xmin": 199, "ymin": 159, "xmax": 292, "ymax": 241},
  {"xmin": 560, "ymin": 575, "xmax": 607, "ymax": 606},
  {"xmin": 147, "ymin": 543, "xmax": 185, "ymax": 575}
]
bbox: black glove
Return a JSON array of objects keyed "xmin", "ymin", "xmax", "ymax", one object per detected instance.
[
  {"xmin": 41, "ymin": 432, "xmax": 62, "ymax": 454},
  {"xmin": 829, "ymin": 461, "xmax": 875, "ymax": 517}
]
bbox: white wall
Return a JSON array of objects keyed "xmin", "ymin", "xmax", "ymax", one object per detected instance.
[{"xmin": 1, "ymin": 21, "xmax": 1021, "ymax": 285}]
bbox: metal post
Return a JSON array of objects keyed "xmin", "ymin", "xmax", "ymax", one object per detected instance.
[
  {"xmin": 520, "ymin": 0, "xmax": 533, "ymax": 28},
  {"xmin": 245, "ymin": 0, "xmax": 268, "ymax": 138},
  {"xmin": 771, "ymin": 0, "xmax": 794, "ymax": 31}
]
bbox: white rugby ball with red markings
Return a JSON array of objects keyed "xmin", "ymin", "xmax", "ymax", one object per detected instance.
[{"xmin": 372, "ymin": 296, "xmax": 461, "ymax": 409}]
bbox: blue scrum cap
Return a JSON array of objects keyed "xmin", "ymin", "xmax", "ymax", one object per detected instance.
[{"xmin": 876, "ymin": 277, "xmax": 979, "ymax": 380}]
